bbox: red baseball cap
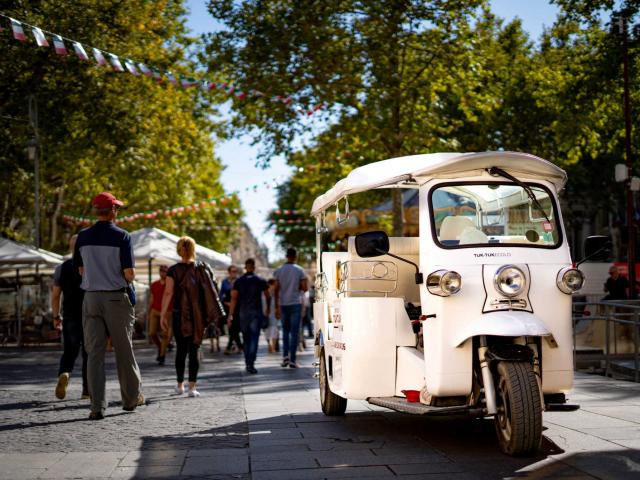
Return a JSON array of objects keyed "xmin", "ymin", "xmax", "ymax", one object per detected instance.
[{"xmin": 92, "ymin": 192, "xmax": 124, "ymax": 209}]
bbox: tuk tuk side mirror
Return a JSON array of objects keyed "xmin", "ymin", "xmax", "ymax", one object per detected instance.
[
  {"xmin": 355, "ymin": 231, "xmax": 390, "ymax": 258},
  {"xmin": 580, "ymin": 235, "xmax": 612, "ymax": 265}
]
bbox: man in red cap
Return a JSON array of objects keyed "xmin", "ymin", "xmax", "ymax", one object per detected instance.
[{"xmin": 73, "ymin": 192, "xmax": 144, "ymax": 420}]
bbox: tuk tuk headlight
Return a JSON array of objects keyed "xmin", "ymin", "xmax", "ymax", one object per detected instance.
[
  {"xmin": 494, "ymin": 265, "xmax": 526, "ymax": 298},
  {"xmin": 427, "ymin": 270, "xmax": 462, "ymax": 296},
  {"xmin": 557, "ymin": 267, "xmax": 584, "ymax": 294}
]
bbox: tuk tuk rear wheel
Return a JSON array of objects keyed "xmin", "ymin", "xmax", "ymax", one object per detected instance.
[
  {"xmin": 319, "ymin": 348, "xmax": 347, "ymax": 416},
  {"xmin": 494, "ymin": 361, "xmax": 542, "ymax": 456}
]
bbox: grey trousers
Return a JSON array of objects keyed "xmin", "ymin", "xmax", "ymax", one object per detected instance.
[{"xmin": 83, "ymin": 291, "xmax": 142, "ymax": 413}]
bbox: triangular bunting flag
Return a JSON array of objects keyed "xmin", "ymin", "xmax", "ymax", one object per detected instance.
[
  {"xmin": 108, "ymin": 54, "xmax": 124, "ymax": 72},
  {"xmin": 138, "ymin": 63, "xmax": 152, "ymax": 77},
  {"xmin": 124, "ymin": 60, "xmax": 139, "ymax": 75},
  {"xmin": 166, "ymin": 72, "xmax": 179, "ymax": 86},
  {"xmin": 52, "ymin": 34, "xmax": 67, "ymax": 55},
  {"xmin": 151, "ymin": 68, "xmax": 163, "ymax": 81},
  {"xmin": 72, "ymin": 41, "xmax": 89, "ymax": 61},
  {"xmin": 92, "ymin": 48, "xmax": 107, "ymax": 66},
  {"xmin": 180, "ymin": 77, "xmax": 199, "ymax": 89},
  {"xmin": 32, "ymin": 27, "xmax": 49, "ymax": 47},
  {"xmin": 9, "ymin": 18, "xmax": 26, "ymax": 41}
]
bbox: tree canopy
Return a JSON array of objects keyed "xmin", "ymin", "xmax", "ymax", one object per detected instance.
[
  {"xmin": 0, "ymin": 0, "xmax": 239, "ymax": 253},
  {"xmin": 205, "ymin": 0, "xmax": 640, "ymax": 255}
]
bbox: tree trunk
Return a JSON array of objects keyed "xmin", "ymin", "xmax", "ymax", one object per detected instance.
[{"xmin": 392, "ymin": 189, "xmax": 404, "ymax": 236}]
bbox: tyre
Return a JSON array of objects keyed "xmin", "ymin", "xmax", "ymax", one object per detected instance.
[
  {"xmin": 319, "ymin": 348, "xmax": 347, "ymax": 416},
  {"xmin": 494, "ymin": 361, "xmax": 542, "ymax": 456}
]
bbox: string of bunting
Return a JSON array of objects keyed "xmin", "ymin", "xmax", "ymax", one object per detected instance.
[
  {"xmin": 61, "ymin": 173, "xmax": 291, "ymax": 225},
  {"xmin": 62, "ymin": 192, "xmax": 240, "ymax": 226},
  {"xmin": 0, "ymin": 13, "xmax": 324, "ymax": 116}
]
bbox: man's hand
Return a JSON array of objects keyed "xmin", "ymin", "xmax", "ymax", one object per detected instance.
[
  {"xmin": 227, "ymin": 314, "xmax": 233, "ymax": 329},
  {"xmin": 161, "ymin": 313, "xmax": 169, "ymax": 332},
  {"xmin": 275, "ymin": 305, "xmax": 281, "ymax": 320},
  {"xmin": 54, "ymin": 316, "xmax": 62, "ymax": 331}
]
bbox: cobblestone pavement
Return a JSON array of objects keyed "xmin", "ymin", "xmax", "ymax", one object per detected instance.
[{"xmin": 1, "ymin": 337, "xmax": 639, "ymax": 479}]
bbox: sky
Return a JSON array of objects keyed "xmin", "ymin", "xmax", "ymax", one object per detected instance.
[{"xmin": 184, "ymin": 0, "xmax": 561, "ymax": 261}]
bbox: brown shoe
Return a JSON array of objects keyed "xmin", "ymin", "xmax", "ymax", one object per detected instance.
[
  {"xmin": 123, "ymin": 393, "xmax": 145, "ymax": 412},
  {"xmin": 88, "ymin": 411, "xmax": 104, "ymax": 420},
  {"xmin": 55, "ymin": 373, "xmax": 69, "ymax": 400}
]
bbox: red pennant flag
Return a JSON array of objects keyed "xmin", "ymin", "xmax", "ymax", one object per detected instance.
[
  {"xmin": 10, "ymin": 18, "xmax": 26, "ymax": 41},
  {"xmin": 124, "ymin": 60, "xmax": 139, "ymax": 75},
  {"xmin": 32, "ymin": 27, "xmax": 49, "ymax": 47},
  {"xmin": 108, "ymin": 54, "xmax": 124, "ymax": 72},
  {"xmin": 72, "ymin": 41, "xmax": 89, "ymax": 61},
  {"xmin": 92, "ymin": 48, "xmax": 107, "ymax": 66},
  {"xmin": 52, "ymin": 34, "xmax": 67, "ymax": 55}
]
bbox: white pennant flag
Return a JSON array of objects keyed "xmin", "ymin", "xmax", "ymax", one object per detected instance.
[
  {"xmin": 109, "ymin": 54, "xmax": 124, "ymax": 72},
  {"xmin": 72, "ymin": 42, "xmax": 89, "ymax": 61},
  {"xmin": 9, "ymin": 18, "xmax": 26, "ymax": 41},
  {"xmin": 52, "ymin": 34, "xmax": 67, "ymax": 55},
  {"xmin": 92, "ymin": 48, "xmax": 107, "ymax": 66},
  {"xmin": 32, "ymin": 26, "xmax": 49, "ymax": 47},
  {"xmin": 138, "ymin": 63, "xmax": 152, "ymax": 77},
  {"xmin": 124, "ymin": 60, "xmax": 139, "ymax": 75}
]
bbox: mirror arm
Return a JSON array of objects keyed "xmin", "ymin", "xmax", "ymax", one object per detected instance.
[
  {"xmin": 375, "ymin": 248, "xmax": 424, "ymax": 284},
  {"xmin": 576, "ymin": 243, "xmax": 612, "ymax": 267}
]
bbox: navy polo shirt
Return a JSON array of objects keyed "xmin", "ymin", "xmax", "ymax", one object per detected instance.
[
  {"xmin": 233, "ymin": 272, "xmax": 268, "ymax": 319},
  {"xmin": 73, "ymin": 221, "xmax": 134, "ymax": 291}
]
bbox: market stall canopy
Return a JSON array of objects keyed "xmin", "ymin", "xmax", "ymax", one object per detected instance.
[
  {"xmin": 129, "ymin": 227, "xmax": 231, "ymax": 269},
  {"xmin": 310, "ymin": 151, "xmax": 568, "ymax": 216},
  {"xmin": 0, "ymin": 238, "xmax": 63, "ymax": 269}
]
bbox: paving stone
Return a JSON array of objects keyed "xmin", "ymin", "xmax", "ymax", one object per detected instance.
[
  {"xmin": 110, "ymin": 465, "xmax": 182, "ymax": 478},
  {"xmin": 181, "ymin": 454, "xmax": 249, "ymax": 476},
  {"xmin": 251, "ymin": 466, "xmax": 395, "ymax": 479},
  {"xmin": 119, "ymin": 449, "xmax": 186, "ymax": 466}
]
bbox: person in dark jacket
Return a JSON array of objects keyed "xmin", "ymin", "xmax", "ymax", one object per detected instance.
[
  {"xmin": 52, "ymin": 234, "xmax": 88, "ymax": 400},
  {"xmin": 228, "ymin": 258, "xmax": 270, "ymax": 374},
  {"xmin": 161, "ymin": 236, "xmax": 223, "ymax": 397}
]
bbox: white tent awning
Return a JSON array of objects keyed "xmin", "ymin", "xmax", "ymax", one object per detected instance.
[
  {"xmin": 0, "ymin": 238, "xmax": 63, "ymax": 269},
  {"xmin": 129, "ymin": 227, "xmax": 231, "ymax": 269}
]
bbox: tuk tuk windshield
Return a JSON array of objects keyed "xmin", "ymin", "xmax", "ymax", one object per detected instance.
[{"xmin": 430, "ymin": 182, "xmax": 561, "ymax": 248}]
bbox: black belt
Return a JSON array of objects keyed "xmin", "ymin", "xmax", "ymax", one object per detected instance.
[{"xmin": 90, "ymin": 288, "xmax": 126, "ymax": 293}]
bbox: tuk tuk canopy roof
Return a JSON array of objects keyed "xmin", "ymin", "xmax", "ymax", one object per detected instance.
[{"xmin": 310, "ymin": 151, "xmax": 567, "ymax": 216}]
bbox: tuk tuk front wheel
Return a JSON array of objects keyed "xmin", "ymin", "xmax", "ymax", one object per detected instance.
[
  {"xmin": 494, "ymin": 361, "xmax": 542, "ymax": 456},
  {"xmin": 319, "ymin": 348, "xmax": 347, "ymax": 416}
]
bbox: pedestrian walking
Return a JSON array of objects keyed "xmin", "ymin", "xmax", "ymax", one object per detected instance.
[
  {"xmin": 52, "ymin": 234, "xmax": 88, "ymax": 400},
  {"xmin": 603, "ymin": 265, "xmax": 629, "ymax": 300},
  {"xmin": 220, "ymin": 265, "xmax": 243, "ymax": 355},
  {"xmin": 160, "ymin": 236, "xmax": 224, "ymax": 397},
  {"xmin": 228, "ymin": 258, "xmax": 270, "ymax": 374},
  {"xmin": 274, "ymin": 248, "xmax": 308, "ymax": 369},
  {"xmin": 73, "ymin": 192, "xmax": 144, "ymax": 420},
  {"xmin": 265, "ymin": 279, "xmax": 279, "ymax": 353},
  {"xmin": 148, "ymin": 265, "xmax": 172, "ymax": 365}
]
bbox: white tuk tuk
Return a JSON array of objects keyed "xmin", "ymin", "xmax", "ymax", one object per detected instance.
[{"xmin": 311, "ymin": 152, "xmax": 591, "ymax": 456}]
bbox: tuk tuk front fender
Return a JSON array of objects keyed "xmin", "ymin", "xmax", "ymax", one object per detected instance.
[{"xmin": 454, "ymin": 310, "xmax": 552, "ymax": 347}]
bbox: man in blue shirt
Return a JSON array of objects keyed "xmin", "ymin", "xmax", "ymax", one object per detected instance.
[
  {"xmin": 228, "ymin": 258, "xmax": 270, "ymax": 374},
  {"xmin": 274, "ymin": 248, "xmax": 308, "ymax": 369},
  {"xmin": 73, "ymin": 192, "xmax": 143, "ymax": 420}
]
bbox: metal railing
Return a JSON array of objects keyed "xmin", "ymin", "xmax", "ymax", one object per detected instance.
[{"xmin": 573, "ymin": 300, "xmax": 640, "ymax": 382}]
